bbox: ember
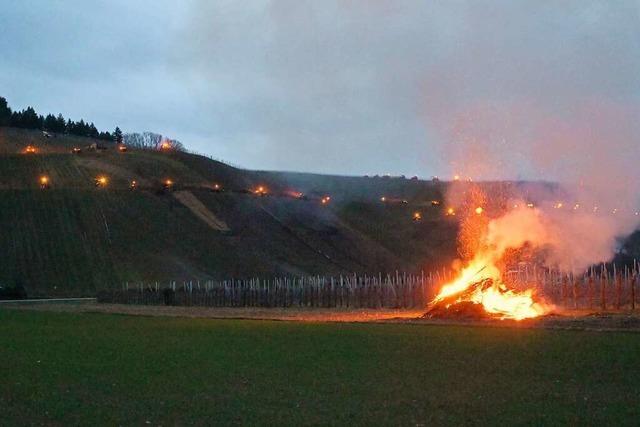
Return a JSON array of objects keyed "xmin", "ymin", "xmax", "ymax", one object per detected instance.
[{"xmin": 23, "ymin": 145, "xmax": 37, "ymax": 154}]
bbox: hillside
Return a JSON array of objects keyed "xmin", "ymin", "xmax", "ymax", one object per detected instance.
[{"xmin": 0, "ymin": 127, "xmax": 459, "ymax": 296}]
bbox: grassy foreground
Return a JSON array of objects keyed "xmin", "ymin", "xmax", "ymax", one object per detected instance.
[{"xmin": 1, "ymin": 310, "xmax": 640, "ymax": 426}]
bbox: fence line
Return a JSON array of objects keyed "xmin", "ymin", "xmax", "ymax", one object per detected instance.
[
  {"xmin": 98, "ymin": 272, "xmax": 430, "ymax": 309},
  {"xmin": 97, "ymin": 263, "xmax": 640, "ymax": 310}
]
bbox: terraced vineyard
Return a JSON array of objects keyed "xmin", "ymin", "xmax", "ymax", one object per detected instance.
[{"xmin": 0, "ymin": 127, "xmax": 458, "ymax": 296}]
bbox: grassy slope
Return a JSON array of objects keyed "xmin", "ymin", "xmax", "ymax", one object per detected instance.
[
  {"xmin": 2, "ymin": 310, "xmax": 640, "ymax": 425},
  {"xmin": 0, "ymin": 127, "xmax": 458, "ymax": 296}
]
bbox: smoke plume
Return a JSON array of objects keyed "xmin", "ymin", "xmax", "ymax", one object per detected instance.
[
  {"xmin": 404, "ymin": 1, "xmax": 640, "ymax": 272},
  {"xmin": 442, "ymin": 104, "xmax": 640, "ymax": 271}
]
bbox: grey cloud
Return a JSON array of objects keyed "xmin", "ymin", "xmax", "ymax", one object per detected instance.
[{"xmin": 1, "ymin": 0, "xmax": 638, "ymax": 177}]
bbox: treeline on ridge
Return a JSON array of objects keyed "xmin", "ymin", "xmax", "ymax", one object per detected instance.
[{"xmin": 0, "ymin": 96, "xmax": 117, "ymax": 141}]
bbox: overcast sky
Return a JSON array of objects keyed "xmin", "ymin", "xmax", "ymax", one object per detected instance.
[{"xmin": 1, "ymin": 1, "xmax": 638, "ymax": 178}]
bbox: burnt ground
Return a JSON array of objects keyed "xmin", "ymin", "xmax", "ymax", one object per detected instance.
[{"xmin": 5, "ymin": 302, "xmax": 640, "ymax": 332}]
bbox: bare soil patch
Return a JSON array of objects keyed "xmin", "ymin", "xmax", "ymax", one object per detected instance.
[
  {"xmin": 3, "ymin": 301, "xmax": 422, "ymax": 322},
  {"xmin": 173, "ymin": 190, "xmax": 230, "ymax": 231}
]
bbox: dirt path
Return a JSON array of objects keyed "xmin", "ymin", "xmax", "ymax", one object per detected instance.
[
  {"xmin": 173, "ymin": 190, "xmax": 230, "ymax": 231},
  {"xmin": 0, "ymin": 297, "xmax": 95, "ymax": 304},
  {"xmin": 2, "ymin": 302, "xmax": 421, "ymax": 322}
]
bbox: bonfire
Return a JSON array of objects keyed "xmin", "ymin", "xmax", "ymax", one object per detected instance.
[
  {"xmin": 424, "ymin": 184, "xmax": 553, "ymax": 321},
  {"xmin": 424, "ymin": 260, "xmax": 551, "ymax": 320}
]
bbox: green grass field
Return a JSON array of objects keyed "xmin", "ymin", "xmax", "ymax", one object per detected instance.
[{"xmin": 2, "ymin": 310, "xmax": 639, "ymax": 425}]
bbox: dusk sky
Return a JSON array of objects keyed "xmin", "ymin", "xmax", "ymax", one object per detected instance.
[{"xmin": 2, "ymin": 1, "xmax": 638, "ymax": 178}]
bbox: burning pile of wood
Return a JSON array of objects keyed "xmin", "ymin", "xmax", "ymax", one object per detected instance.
[
  {"xmin": 423, "ymin": 274, "xmax": 551, "ymax": 320},
  {"xmin": 423, "ymin": 278, "xmax": 495, "ymax": 319}
]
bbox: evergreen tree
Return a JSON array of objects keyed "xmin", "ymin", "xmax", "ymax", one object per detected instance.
[
  {"xmin": 88, "ymin": 122, "xmax": 99, "ymax": 138},
  {"xmin": 76, "ymin": 119, "xmax": 87, "ymax": 136},
  {"xmin": 25, "ymin": 107, "xmax": 41, "ymax": 129},
  {"xmin": 54, "ymin": 114, "xmax": 66, "ymax": 133},
  {"xmin": 0, "ymin": 96, "xmax": 176, "ymax": 148},
  {"xmin": 10, "ymin": 111, "xmax": 22, "ymax": 127},
  {"xmin": 44, "ymin": 114, "xmax": 57, "ymax": 132},
  {"xmin": 98, "ymin": 131, "xmax": 112, "ymax": 141},
  {"xmin": 114, "ymin": 126, "xmax": 123, "ymax": 144},
  {"xmin": 0, "ymin": 97, "xmax": 11, "ymax": 126},
  {"xmin": 11, "ymin": 107, "xmax": 41, "ymax": 129}
]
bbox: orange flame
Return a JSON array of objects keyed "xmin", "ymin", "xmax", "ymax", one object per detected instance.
[
  {"xmin": 431, "ymin": 257, "xmax": 551, "ymax": 320},
  {"xmin": 432, "ymin": 184, "xmax": 552, "ymax": 320}
]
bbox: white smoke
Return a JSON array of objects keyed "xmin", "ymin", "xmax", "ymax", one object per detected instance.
[
  {"xmin": 440, "ymin": 99, "xmax": 640, "ymax": 272},
  {"xmin": 482, "ymin": 201, "xmax": 629, "ymax": 272}
]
